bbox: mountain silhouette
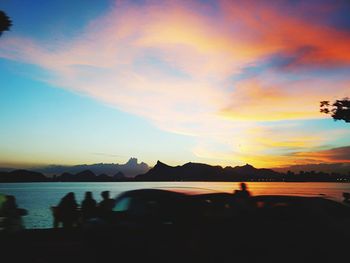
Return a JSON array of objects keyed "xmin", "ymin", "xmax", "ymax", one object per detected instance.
[
  {"xmin": 0, "ymin": 169, "xmax": 47, "ymax": 182},
  {"xmin": 135, "ymin": 161, "xmax": 281, "ymax": 181},
  {"xmin": 1, "ymin": 161, "xmax": 349, "ymax": 182},
  {"xmin": 55, "ymin": 169, "xmax": 127, "ymax": 182},
  {"xmin": 34, "ymin": 157, "xmax": 149, "ymax": 177}
]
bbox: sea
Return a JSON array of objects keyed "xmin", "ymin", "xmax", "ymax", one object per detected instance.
[{"xmin": 0, "ymin": 181, "xmax": 349, "ymax": 229}]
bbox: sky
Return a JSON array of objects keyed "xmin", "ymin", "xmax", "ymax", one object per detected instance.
[{"xmin": 0, "ymin": 0, "xmax": 350, "ymax": 169}]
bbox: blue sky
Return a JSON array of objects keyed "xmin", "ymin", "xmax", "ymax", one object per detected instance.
[
  {"xmin": 0, "ymin": 57, "xmax": 195, "ymax": 166},
  {"xmin": 1, "ymin": 0, "xmax": 350, "ymax": 169}
]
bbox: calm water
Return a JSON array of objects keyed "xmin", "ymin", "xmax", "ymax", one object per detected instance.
[{"xmin": 0, "ymin": 182, "xmax": 349, "ymax": 229}]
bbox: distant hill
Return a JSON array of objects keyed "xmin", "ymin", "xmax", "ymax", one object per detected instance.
[
  {"xmin": 135, "ymin": 161, "xmax": 282, "ymax": 181},
  {"xmin": 0, "ymin": 167, "xmax": 14, "ymax": 172},
  {"xmin": 0, "ymin": 170, "xmax": 48, "ymax": 182},
  {"xmin": 34, "ymin": 158, "xmax": 149, "ymax": 177},
  {"xmin": 55, "ymin": 169, "xmax": 128, "ymax": 182}
]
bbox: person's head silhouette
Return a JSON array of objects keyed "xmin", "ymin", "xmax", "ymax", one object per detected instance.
[
  {"xmin": 240, "ymin": 182, "xmax": 247, "ymax": 191},
  {"xmin": 66, "ymin": 192, "xmax": 75, "ymax": 200},
  {"xmin": 101, "ymin": 191, "xmax": 110, "ymax": 200}
]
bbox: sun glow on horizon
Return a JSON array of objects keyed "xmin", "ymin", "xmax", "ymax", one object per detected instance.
[{"xmin": 0, "ymin": 0, "xmax": 350, "ymax": 169}]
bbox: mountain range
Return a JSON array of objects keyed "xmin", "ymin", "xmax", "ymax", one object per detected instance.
[
  {"xmin": 135, "ymin": 161, "xmax": 282, "ymax": 181},
  {"xmin": 33, "ymin": 157, "xmax": 149, "ymax": 177},
  {"xmin": 1, "ymin": 159, "xmax": 350, "ymax": 182}
]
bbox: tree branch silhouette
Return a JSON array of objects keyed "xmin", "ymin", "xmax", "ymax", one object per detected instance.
[
  {"xmin": 0, "ymin": 10, "xmax": 12, "ymax": 37},
  {"xmin": 320, "ymin": 98, "xmax": 350, "ymax": 123}
]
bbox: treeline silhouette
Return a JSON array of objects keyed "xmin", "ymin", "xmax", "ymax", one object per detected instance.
[{"xmin": 1, "ymin": 161, "xmax": 350, "ymax": 182}]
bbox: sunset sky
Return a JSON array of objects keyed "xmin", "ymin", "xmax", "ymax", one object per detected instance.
[{"xmin": 0, "ymin": 0, "xmax": 350, "ymax": 169}]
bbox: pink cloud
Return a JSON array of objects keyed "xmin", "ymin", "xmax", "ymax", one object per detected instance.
[{"xmin": 1, "ymin": 0, "xmax": 350, "ymax": 166}]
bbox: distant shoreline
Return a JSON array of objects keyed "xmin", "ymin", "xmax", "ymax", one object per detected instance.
[
  {"xmin": 1, "ymin": 180, "xmax": 350, "ymax": 183},
  {"xmin": 1, "ymin": 160, "xmax": 350, "ymax": 183}
]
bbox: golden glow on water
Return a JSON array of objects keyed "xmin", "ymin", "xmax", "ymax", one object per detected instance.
[{"xmin": 165, "ymin": 181, "xmax": 350, "ymax": 201}]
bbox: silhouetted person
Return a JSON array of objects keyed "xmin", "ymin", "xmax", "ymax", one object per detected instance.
[
  {"xmin": 81, "ymin": 191, "xmax": 97, "ymax": 221},
  {"xmin": 55, "ymin": 192, "xmax": 78, "ymax": 228},
  {"xmin": 1, "ymin": 195, "xmax": 27, "ymax": 232},
  {"xmin": 98, "ymin": 191, "xmax": 114, "ymax": 219},
  {"xmin": 232, "ymin": 183, "xmax": 254, "ymax": 216},
  {"xmin": 233, "ymin": 182, "xmax": 251, "ymax": 198}
]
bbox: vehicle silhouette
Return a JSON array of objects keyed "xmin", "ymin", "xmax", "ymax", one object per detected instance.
[{"xmin": 83, "ymin": 188, "xmax": 350, "ymax": 263}]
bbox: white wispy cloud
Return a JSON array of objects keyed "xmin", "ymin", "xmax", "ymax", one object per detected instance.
[{"xmin": 1, "ymin": 0, "xmax": 350, "ymax": 166}]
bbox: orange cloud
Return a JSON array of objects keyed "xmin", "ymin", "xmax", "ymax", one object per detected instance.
[
  {"xmin": 220, "ymin": 0, "xmax": 350, "ymax": 67},
  {"xmin": 292, "ymin": 146, "xmax": 350, "ymax": 163},
  {"xmin": 1, "ymin": 0, "xmax": 350, "ymax": 167}
]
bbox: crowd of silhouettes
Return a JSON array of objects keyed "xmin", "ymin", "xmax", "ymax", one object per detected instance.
[
  {"xmin": 52, "ymin": 190, "xmax": 115, "ymax": 228},
  {"xmin": 52, "ymin": 186, "xmax": 255, "ymax": 229}
]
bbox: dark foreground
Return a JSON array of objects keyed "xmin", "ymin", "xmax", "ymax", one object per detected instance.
[
  {"xmin": 1, "ymin": 191, "xmax": 350, "ymax": 263},
  {"xmin": 1, "ymin": 217, "xmax": 349, "ymax": 263}
]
